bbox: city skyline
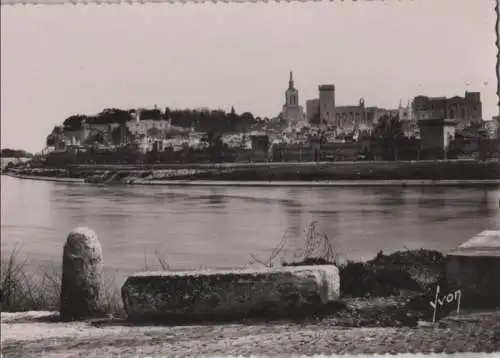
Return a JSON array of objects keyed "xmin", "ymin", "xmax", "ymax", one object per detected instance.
[{"xmin": 1, "ymin": 0, "xmax": 498, "ymax": 153}]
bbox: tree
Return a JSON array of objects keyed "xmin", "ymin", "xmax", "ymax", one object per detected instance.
[
  {"xmin": 46, "ymin": 134, "xmax": 57, "ymax": 147},
  {"xmin": 0, "ymin": 148, "xmax": 33, "ymax": 158},
  {"xmin": 372, "ymin": 114, "xmax": 405, "ymax": 160},
  {"xmin": 88, "ymin": 109, "xmax": 133, "ymax": 125},
  {"xmin": 241, "ymin": 112, "xmax": 255, "ymax": 121},
  {"xmin": 140, "ymin": 109, "xmax": 163, "ymax": 121},
  {"xmin": 63, "ymin": 115, "xmax": 88, "ymax": 131},
  {"xmin": 46, "ymin": 126, "xmax": 65, "ymax": 148}
]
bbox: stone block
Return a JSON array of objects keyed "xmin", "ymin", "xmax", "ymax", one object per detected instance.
[
  {"xmin": 60, "ymin": 227, "xmax": 106, "ymax": 321},
  {"xmin": 445, "ymin": 230, "xmax": 500, "ymax": 308},
  {"xmin": 122, "ymin": 265, "xmax": 340, "ymax": 323}
]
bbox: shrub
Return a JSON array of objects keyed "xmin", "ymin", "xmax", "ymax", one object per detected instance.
[{"xmin": 249, "ymin": 221, "xmax": 345, "ymax": 268}]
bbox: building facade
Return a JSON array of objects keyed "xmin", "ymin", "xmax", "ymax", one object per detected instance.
[
  {"xmin": 126, "ymin": 108, "xmax": 171, "ymax": 137},
  {"xmin": 332, "ymin": 99, "xmax": 369, "ymax": 133},
  {"xmin": 306, "ymin": 85, "xmax": 378, "ymax": 135},
  {"xmin": 306, "ymin": 99, "xmax": 320, "ymax": 123},
  {"xmin": 483, "ymin": 115, "xmax": 499, "ymax": 139},
  {"xmin": 412, "ymin": 91, "xmax": 482, "ymax": 131}
]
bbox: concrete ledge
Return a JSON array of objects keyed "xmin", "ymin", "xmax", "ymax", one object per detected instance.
[
  {"xmin": 446, "ymin": 230, "xmax": 500, "ymax": 308},
  {"xmin": 121, "ymin": 265, "xmax": 340, "ymax": 323}
]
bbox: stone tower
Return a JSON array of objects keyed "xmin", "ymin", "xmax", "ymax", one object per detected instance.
[
  {"xmin": 285, "ymin": 71, "xmax": 299, "ymax": 107},
  {"xmin": 318, "ymin": 85, "xmax": 336, "ymax": 127},
  {"xmin": 281, "ymin": 71, "xmax": 305, "ymax": 130}
]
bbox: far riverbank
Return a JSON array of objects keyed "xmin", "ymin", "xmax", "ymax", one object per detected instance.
[
  {"xmin": 4, "ymin": 159, "xmax": 500, "ymax": 187},
  {"xmin": 3, "ymin": 172, "xmax": 500, "ymax": 187}
]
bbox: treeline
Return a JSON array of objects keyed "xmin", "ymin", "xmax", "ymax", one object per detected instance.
[
  {"xmin": 0, "ymin": 149, "xmax": 33, "ymax": 158},
  {"xmin": 61, "ymin": 107, "xmax": 265, "ymax": 134}
]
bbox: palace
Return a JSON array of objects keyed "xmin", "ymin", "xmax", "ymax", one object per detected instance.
[
  {"xmin": 412, "ymin": 92, "xmax": 482, "ymax": 130},
  {"xmin": 306, "ymin": 85, "xmax": 376, "ymax": 135}
]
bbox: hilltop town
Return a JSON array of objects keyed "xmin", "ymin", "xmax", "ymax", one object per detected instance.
[{"xmin": 14, "ymin": 72, "xmax": 500, "ymax": 167}]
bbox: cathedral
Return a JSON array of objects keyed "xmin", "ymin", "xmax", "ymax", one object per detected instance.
[{"xmin": 280, "ymin": 71, "xmax": 306, "ymax": 130}]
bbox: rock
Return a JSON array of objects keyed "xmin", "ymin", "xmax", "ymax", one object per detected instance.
[
  {"xmin": 60, "ymin": 227, "xmax": 106, "ymax": 321},
  {"xmin": 122, "ymin": 265, "xmax": 340, "ymax": 323}
]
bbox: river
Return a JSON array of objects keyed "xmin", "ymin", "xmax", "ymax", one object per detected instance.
[{"xmin": 1, "ymin": 175, "xmax": 499, "ymax": 285}]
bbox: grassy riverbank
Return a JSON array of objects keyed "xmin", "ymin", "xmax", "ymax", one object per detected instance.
[
  {"xmin": 0, "ymin": 247, "xmax": 449, "ymax": 325},
  {"xmin": 5, "ymin": 159, "xmax": 500, "ymax": 184}
]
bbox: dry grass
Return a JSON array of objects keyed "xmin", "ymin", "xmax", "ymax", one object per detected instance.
[
  {"xmin": 0, "ymin": 246, "xmax": 124, "ymax": 317},
  {"xmin": 0, "ymin": 244, "xmax": 180, "ymax": 315},
  {"xmin": 1, "ymin": 246, "xmax": 60, "ymax": 312},
  {"xmin": 248, "ymin": 221, "xmax": 346, "ymax": 268}
]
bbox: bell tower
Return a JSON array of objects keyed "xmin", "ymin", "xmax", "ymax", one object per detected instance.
[
  {"xmin": 281, "ymin": 71, "xmax": 305, "ymax": 130},
  {"xmin": 285, "ymin": 71, "xmax": 299, "ymax": 107}
]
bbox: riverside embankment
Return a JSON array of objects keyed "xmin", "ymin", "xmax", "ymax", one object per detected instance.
[{"xmin": 4, "ymin": 159, "xmax": 500, "ymax": 186}]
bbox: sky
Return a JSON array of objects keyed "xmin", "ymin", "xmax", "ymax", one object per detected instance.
[{"xmin": 1, "ymin": 0, "xmax": 498, "ymax": 153}]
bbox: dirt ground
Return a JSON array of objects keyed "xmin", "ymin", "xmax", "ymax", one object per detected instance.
[{"xmin": 2, "ymin": 310, "xmax": 499, "ymax": 357}]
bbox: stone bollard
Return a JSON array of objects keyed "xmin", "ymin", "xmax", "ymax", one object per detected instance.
[{"xmin": 60, "ymin": 227, "xmax": 106, "ymax": 321}]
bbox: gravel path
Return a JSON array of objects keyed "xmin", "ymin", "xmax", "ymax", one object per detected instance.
[{"xmin": 2, "ymin": 311, "xmax": 499, "ymax": 357}]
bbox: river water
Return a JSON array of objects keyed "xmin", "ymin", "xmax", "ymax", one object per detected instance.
[{"xmin": 1, "ymin": 175, "xmax": 499, "ymax": 284}]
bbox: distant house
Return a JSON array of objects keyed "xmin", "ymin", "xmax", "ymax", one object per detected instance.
[
  {"xmin": 126, "ymin": 110, "xmax": 171, "ymax": 137},
  {"xmin": 63, "ymin": 127, "xmax": 90, "ymax": 146}
]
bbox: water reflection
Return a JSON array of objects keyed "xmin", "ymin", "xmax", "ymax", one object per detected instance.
[
  {"xmin": 416, "ymin": 187, "xmax": 448, "ymax": 209},
  {"xmin": 205, "ymin": 188, "xmax": 227, "ymax": 207},
  {"xmin": 282, "ymin": 188, "xmax": 305, "ymax": 243},
  {"xmin": 373, "ymin": 187, "xmax": 407, "ymax": 206}
]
